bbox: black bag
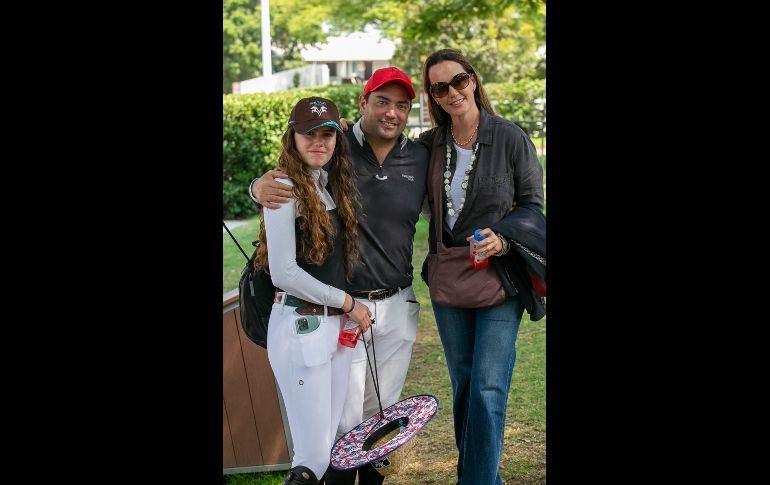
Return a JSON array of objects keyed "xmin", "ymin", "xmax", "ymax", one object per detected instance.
[{"xmin": 225, "ymin": 222, "xmax": 275, "ymax": 348}]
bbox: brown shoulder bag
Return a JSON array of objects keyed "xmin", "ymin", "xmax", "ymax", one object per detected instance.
[{"xmin": 425, "ymin": 128, "xmax": 507, "ymax": 308}]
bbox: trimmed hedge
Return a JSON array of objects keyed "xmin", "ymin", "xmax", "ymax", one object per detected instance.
[{"xmin": 224, "ymin": 80, "xmax": 545, "ymax": 219}]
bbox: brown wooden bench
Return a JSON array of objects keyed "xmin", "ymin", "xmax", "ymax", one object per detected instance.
[{"xmin": 223, "ymin": 289, "xmax": 292, "ymax": 475}]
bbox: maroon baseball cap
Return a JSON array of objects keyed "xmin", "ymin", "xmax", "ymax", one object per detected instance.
[
  {"xmin": 288, "ymin": 97, "xmax": 344, "ymax": 134},
  {"xmin": 363, "ymin": 67, "xmax": 415, "ymax": 100}
]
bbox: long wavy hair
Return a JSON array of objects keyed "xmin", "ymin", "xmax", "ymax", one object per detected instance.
[
  {"xmin": 253, "ymin": 126, "xmax": 361, "ymax": 281},
  {"xmin": 422, "ymin": 49, "xmax": 496, "ymax": 127}
]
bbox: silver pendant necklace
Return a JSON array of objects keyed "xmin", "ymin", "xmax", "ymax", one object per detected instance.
[{"xmin": 444, "ymin": 141, "xmax": 479, "ymax": 217}]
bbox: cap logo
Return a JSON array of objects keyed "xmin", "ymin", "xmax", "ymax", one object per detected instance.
[{"xmin": 309, "ymin": 100, "xmax": 328, "ymax": 117}]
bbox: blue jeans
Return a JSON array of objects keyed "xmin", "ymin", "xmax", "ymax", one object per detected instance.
[{"xmin": 432, "ymin": 296, "xmax": 523, "ymax": 485}]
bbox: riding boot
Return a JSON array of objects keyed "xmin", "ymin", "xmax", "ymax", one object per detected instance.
[{"xmin": 282, "ymin": 465, "xmax": 319, "ymax": 485}]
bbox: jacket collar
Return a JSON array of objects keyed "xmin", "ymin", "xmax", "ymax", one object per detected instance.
[
  {"xmin": 476, "ymin": 106, "xmax": 494, "ymax": 145},
  {"xmin": 437, "ymin": 104, "xmax": 494, "ymax": 146}
]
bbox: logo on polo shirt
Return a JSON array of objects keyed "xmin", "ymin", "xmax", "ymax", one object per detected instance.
[{"xmin": 401, "ymin": 173, "xmax": 414, "ymax": 182}]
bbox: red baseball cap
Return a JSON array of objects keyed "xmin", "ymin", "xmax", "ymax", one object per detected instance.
[{"xmin": 363, "ymin": 67, "xmax": 415, "ymax": 100}]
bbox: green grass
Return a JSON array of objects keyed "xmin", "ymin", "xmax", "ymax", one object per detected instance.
[
  {"xmin": 223, "ymin": 216, "xmax": 546, "ymax": 484},
  {"xmin": 223, "ymin": 216, "xmax": 262, "ymax": 292},
  {"xmin": 224, "ymin": 471, "xmax": 286, "ymax": 484}
]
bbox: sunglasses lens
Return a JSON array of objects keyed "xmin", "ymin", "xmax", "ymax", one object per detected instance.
[
  {"xmin": 451, "ymin": 73, "xmax": 471, "ymax": 90},
  {"xmin": 431, "ymin": 83, "xmax": 449, "ymax": 98},
  {"xmin": 431, "ymin": 73, "xmax": 472, "ymax": 98}
]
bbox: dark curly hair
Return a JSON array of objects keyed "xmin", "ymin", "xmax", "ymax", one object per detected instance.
[{"xmin": 253, "ymin": 126, "xmax": 362, "ymax": 281}]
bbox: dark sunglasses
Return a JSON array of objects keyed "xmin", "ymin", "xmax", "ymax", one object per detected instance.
[{"xmin": 430, "ymin": 72, "xmax": 473, "ymax": 98}]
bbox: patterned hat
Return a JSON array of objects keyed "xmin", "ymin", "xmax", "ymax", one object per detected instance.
[
  {"xmin": 288, "ymin": 96, "xmax": 344, "ymax": 134},
  {"xmin": 329, "ymin": 394, "xmax": 439, "ymax": 471}
]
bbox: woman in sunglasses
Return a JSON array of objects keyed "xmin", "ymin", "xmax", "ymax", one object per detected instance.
[{"xmin": 418, "ymin": 49, "xmax": 546, "ymax": 485}]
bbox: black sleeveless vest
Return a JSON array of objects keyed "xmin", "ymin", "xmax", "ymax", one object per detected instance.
[{"xmin": 295, "ymin": 208, "xmax": 346, "ymax": 290}]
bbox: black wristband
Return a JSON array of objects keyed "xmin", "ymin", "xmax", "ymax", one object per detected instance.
[
  {"xmin": 343, "ymin": 297, "xmax": 356, "ymax": 313},
  {"xmin": 248, "ymin": 177, "xmax": 263, "ymax": 210}
]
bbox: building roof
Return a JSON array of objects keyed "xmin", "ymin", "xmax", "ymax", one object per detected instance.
[{"xmin": 301, "ymin": 31, "xmax": 395, "ymax": 62}]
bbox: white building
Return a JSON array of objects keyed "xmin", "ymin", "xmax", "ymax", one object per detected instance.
[
  {"xmin": 234, "ymin": 64, "xmax": 330, "ymax": 94},
  {"xmin": 300, "ymin": 31, "xmax": 396, "ymax": 85},
  {"xmin": 234, "ymin": 31, "xmax": 396, "ymax": 94}
]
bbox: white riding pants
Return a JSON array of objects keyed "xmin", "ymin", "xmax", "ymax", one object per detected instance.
[{"xmin": 267, "ymin": 301, "xmax": 353, "ymax": 479}]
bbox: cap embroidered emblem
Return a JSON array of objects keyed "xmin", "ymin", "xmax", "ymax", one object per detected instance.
[{"xmin": 309, "ymin": 100, "xmax": 327, "ymax": 117}]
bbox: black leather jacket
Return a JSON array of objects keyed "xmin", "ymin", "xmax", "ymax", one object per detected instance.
[{"xmin": 418, "ymin": 107, "xmax": 546, "ymax": 320}]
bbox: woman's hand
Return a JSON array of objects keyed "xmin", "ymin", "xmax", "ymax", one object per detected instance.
[
  {"xmin": 343, "ymin": 294, "xmax": 372, "ymax": 332},
  {"xmin": 465, "ymin": 228, "xmax": 505, "ymax": 260}
]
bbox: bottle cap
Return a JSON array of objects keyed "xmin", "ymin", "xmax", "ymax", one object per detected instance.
[{"xmin": 473, "ymin": 229, "xmax": 486, "ymax": 241}]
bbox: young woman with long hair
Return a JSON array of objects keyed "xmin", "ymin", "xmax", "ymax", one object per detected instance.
[{"xmin": 252, "ymin": 97, "xmax": 372, "ymax": 485}]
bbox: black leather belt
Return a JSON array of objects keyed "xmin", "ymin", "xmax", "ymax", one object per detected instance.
[
  {"xmin": 274, "ymin": 292, "xmax": 344, "ymax": 316},
  {"xmin": 349, "ymin": 286, "xmax": 406, "ymax": 301}
]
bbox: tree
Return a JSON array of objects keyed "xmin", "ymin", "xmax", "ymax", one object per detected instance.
[
  {"xmin": 223, "ymin": 0, "xmax": 546, "ymax": 93},
  {"xmin": 328, "ymin": 0, "xmax": 545, "ymax": 84},
  {"xmin": 393, "ymin": 6, "xmax": 545, "ymax": 85},
  {"xmin": 223, "ymin": 0, "xmax": 262, "ymax": 93},
  {"xmin": 269, "ymin": 0, "xmax": 334, "ymax": 72},
  {"xmin": 223, "ymin": 0, "xmax": 338, "ymax": 93}
]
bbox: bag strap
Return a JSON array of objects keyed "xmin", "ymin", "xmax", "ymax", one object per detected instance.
[{"xmin": 223, "ymin": 221, "xmax": 251, "ymax": 263}]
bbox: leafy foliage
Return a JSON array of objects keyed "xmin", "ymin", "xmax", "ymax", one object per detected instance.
[
  {"xmin": 223, "ymin": 0, "xmax": 336, "ymax": 93},
  {"xmin": 329, "ymin": 0, "xmax": 545, "ymax": 84},
  {"xmin": 487, "ymin": 79, "xmax": 546, "ymax": 136},
  {"xmin": 223, "ymin": 0, "xmax": 263, "ymax": 93},
  {"xmin": 223, "ymin": 0, "xmax": 546, "ymax": 93}
]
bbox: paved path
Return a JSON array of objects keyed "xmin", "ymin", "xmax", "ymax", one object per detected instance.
[{"xmin": 223, "ymin": 220, "xmax": 248, "ymax": 232}]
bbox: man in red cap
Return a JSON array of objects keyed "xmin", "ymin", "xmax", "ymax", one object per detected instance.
[{"xmin": 250, "ymin": 66, "xmax": 430, "ymax": 485}]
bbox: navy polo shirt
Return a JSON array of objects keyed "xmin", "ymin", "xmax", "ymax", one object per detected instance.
[{"xmin": 345, "ymin": 128, "xmax": 430, "ymax": 292}]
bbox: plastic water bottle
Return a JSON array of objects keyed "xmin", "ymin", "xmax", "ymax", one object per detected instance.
[
  {"xmin": 470, "ymin": 229, "xmax": 489, "ymax": 269},
  {"xmin": 338, "ymin": 315, "xmax": 362, "ymax": 348}
]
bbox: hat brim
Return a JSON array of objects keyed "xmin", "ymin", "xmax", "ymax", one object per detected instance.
[
  {"xmin": 366, "ymin": 78, "xmax": 415, "ymax": 100},
  {"xmin": 293, "ymin": 120, "xmax": 344, "ymax": 135},
  {"xmin": 330, "ymin": 394, "xmax": 439, "ymax": 470}
]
